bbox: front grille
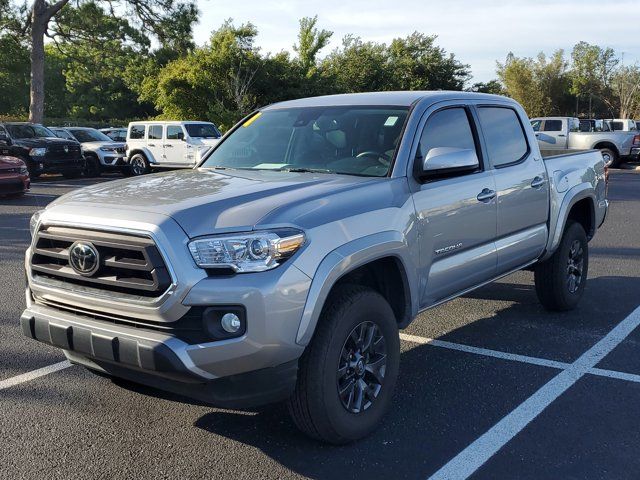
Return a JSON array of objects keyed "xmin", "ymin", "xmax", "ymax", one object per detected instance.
[
  {"xmin": 45, "ymin": 144, "xmax": 82, "ymax": 161},
  {"xmin": 31, "ymin": 226, "xmax": 172, "ymax": 298}
]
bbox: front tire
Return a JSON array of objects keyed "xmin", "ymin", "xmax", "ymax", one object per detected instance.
[
  {"xmin": 534, "ymin": 221, "xmax": 588, "ymax": 311},
  {"xmin": 83, "ymin": 154, "xmax": 102, "ymax": 178},
  {"xmin": 287, "ymin": 285, "xmax": 400, "ymax": 444}
]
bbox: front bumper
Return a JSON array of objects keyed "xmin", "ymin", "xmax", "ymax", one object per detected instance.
[
  {"xmin": 21, "ymin": 303, "xmax": 299, "ymax": 407},
  {"xmin": 0, "ymin": 173, "xmax": 29, "ymax": 194},
  {"xmin": 95, "ymin": 151, "xmax": 126, "ymax": 168},
  {"xmin": 31, "ymin": 156, "xmax": 85, "ymax": 174}
]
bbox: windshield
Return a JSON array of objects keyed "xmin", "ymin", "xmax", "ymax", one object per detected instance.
[
  {"xmin": 6, "ymin": 124, "xmax": 55, "ymax": 139},
  {"xmin": 201, "ymin": 107, "xmax": 409, "ymax": 177},
  {"xmin": 185, "ymin": 123, "xmax": 221, "ymax": 138},
  {"xmin": 69, "ymin": 128, "xmax": 113, "ymax": 143}
]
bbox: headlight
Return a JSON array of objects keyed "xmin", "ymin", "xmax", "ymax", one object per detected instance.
[
  {"xmin": 99, "ymin": 146, "xmax": 116, "ymax": 152},
  {"xmin": 188, "ymin": 230, "xmax": 305, "ymax": 272},
  {"xmin": 29, "ymin": 147, "xmax": 46, "ymax": 156},
  {"xmin": 30, "ymin": 210, "xmax": 44, "ymax": 238}
]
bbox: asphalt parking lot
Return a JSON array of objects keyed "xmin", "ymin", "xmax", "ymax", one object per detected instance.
[{"xmin": 1, "ymin": 169, "xmax": 639, "ymax": 479}]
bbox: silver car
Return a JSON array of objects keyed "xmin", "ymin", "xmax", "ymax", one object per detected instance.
[{"xmin": 51, "ymin": 127, "xmax": 127, "ymax": 176}]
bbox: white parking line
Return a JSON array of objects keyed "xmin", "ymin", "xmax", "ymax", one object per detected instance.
[
  {"xmin": 426, "ymin": 305, "xmax": 640, "ymax": 480},
  {"xmin": 0, "ymin": 361, "xmax": 72, "ymax": 391},
  {"xmin": 400, "ymin": 333, "xmax": 571, "ymax": 370}
]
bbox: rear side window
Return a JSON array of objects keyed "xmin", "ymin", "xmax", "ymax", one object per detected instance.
[
  {"xmin": 542, "ymin": 120, "xmax": 562, "ymax": 132},
  {"xmin": 166, "ymin": 126, "xmax": 184, "ymax": 140},
  {"xmin": 129, "ymin": 125, "xmax": 145, "ymax": 140},
  {"xmin": 148, "ymin": 125, "xmax": 163, "ymax": 140},
  {"xmin": 417, "ymin": 108, "xmax": 477, "ymax": 159},
  {"xmin": 477, "ymin": 107, "xmax": 528, "ymax": 168}
]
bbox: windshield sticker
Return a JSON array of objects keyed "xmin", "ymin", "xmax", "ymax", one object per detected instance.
[{"xmin": 384, "ymin": 116, "xmax": 399, "ymax": 127}]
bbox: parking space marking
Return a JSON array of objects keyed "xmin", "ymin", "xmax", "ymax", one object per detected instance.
[
  {"xmin": 399, "ymin": 333, "xmax": 571, "ymax": 370},
  {"xmin": 426, "ymin": 305, "xmax": 640, "ymax": 480},
  {"xmin": 0, "ymin": 361, "xmax": 72, "ymax": 391}
]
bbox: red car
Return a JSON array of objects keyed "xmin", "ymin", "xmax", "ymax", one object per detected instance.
[{"xmin": 0, "ymin": 154, "xmax": 30, "ymax": 197}]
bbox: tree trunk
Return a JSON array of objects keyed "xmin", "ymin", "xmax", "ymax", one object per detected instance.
[{"xmin": 28, "ymin": 0, "xmax": 47, "ymax": 124}]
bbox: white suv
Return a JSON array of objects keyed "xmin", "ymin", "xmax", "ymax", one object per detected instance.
[{"xmin": 125, "ymin": 121, "xmax": 222, "ymax": 175}]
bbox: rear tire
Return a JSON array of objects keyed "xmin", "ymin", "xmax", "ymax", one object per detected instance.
[
  {"xmin": 534, "ymin": 221, "xmax": 588, "ymax": 311},
  {"xmin": 287, "ymin": 285, "xmax": 400, "ymax": 444},
  {"xmin": 599, "ymin": 148, "xmax": 617, "ymax": 168},
  {"xmin": 129, "ymin": 154, "xmax": 150, "ymax": 176}
]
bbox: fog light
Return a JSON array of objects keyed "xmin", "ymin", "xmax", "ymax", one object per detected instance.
[{"xmin": 221, "ymin": 313, "xmax": 241, "ymax": 333}]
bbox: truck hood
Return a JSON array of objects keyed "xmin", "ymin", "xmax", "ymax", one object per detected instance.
[
  {"xmin": 190, "ymin": 138, "xmax": 220, "ymax": 147},
  {"xmin": 14, "ymin": 137, "xmax": 78, "ymax": 148},
  {"xmin": 49, "ymin": 168, "xmax": 386, "ymax": 237}
]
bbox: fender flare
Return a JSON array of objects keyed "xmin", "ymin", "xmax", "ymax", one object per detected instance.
[
  {"xmin": 128, "ymin": 147, "xmax": 157, "ymax": 165},
  {"xmin": 543, "ymin": 182, "xmax": 596, "ymax": 260},
  {"xmin": 295, "ymin": 231, "xmax": 419, "ymax": 346}
]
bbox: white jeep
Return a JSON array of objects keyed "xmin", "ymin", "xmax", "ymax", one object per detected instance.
[{"xmin": 126, "ymin": 121, "xmax": 222, "ymax": 175}]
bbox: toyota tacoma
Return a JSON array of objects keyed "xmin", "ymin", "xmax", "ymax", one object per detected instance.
[{"xmin": 22, "ymin": 92, "xmax": 608, "ymax": 444}]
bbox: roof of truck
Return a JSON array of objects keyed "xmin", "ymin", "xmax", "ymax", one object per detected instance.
[{"xmin": 264, "ymin": 91, "xmax": 508, "ymax": 110}]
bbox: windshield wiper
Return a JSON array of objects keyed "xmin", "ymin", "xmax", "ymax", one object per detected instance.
[{"xmin": 278, "ymin": 167, "xmax": 332, "ymax": 174}]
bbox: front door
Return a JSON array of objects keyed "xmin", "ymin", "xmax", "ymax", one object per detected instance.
[{"xmin": 411, "ymin": 106, "xmax": 498, "ymax": 307}]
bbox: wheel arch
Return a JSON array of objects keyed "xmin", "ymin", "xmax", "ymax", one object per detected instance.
[
  {"xmin": 592, "ymin": 142, "xmax": 619, "ymax": 158},
  {"xmin": 295, "ymin": 231, "xmax": 419, "ymax": 346},
  {"xmin": 542, "ymin": 184, "xmax": 596, "ymax": 261}
]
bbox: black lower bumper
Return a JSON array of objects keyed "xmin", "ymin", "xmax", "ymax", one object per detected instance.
[
  {"xmin": 30, "ymin": 157, "xmax": 85, "ymax": 174},
  {"xmin": 20, "ymin": 307, "xmax": 298, "ymax": 408}
]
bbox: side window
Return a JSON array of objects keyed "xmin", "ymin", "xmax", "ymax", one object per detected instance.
[
  {"xmin": 129, "ymin": 125, "xmax": 145, "ymax": 140},
  {"xmin": 530, "ymin": 120, "xmax": 541, "ymax": 132},
  {"xmin": 148, "ymin": 125, "xmax": 163, "ymax": 140},
  {"xmin": 542, "ymin": 120, "xmax": 562, "ymax": 132},
  {"xmin": 417, "ymin": 107, "xmax": 477, "ymax": 160},
  {"xmin": 166, "ymin": 126, "xmax": 184, "ymax": 140},
  {"xmin": 477, "ymin": 107, "xmax": 529, "ymax": 168}
]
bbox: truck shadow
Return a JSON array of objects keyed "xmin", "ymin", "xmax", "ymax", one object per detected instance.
[{"xmin": 183, "ymin": 275, "xmax": 640, "ymax": 480}]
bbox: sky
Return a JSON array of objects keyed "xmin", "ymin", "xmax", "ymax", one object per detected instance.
[{"xmin": 193, "ymin": 0, "xmax": 640, "ymax": 83}]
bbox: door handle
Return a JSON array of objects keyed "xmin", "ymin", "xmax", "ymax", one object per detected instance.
[
  {"xmin": 531, "ymin": 176, "xmax": 546, "ymax": 188},
  {"xmin": 148, "ymin": 143, "xmax": 156, "ymax": 147},
  {"xmin": 477, "ymin": 188, "xmax": 496, "ymax": 203},
  {"xmin": 535, "ymin": 133, "xmax": 540, "ymax": 137},
  {"xmin": 557, "ymin": 134, "xmax": 566, "ymax": 137},
  {"xmin": 164, "ymin": 144, "xmax": 173, "ymax": 148}
]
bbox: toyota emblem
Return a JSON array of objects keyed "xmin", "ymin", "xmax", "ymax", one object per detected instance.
[
  {"xmin": 64, "ymin": 145, "xmax": 69, "ymax": 153},
  {"xmin": 69, "ymin": 242, "xmax": 100, "ymax": 276}
]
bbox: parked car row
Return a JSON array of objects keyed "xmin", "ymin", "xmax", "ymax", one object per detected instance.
[{"xmin": 531, "ymin": 116, "xmax": 640, "ymax": 167}]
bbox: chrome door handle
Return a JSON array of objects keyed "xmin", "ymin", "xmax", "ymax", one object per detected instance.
[
  {"xmin": 477, "ymin": 188, "xmax": 496, "ymax": 202},
  {"xmin": 531, "ymin": 176, "xmax": 546, "ymax": 188}
]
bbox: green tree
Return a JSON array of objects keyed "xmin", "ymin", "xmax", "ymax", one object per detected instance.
[
  {"xmin": 294, "ymin": 15, "xmax": 332, "ymax": 76},
  {"xmin": 387, "ymin": 32, "xmax": 470, "ymax": 91},
  {"xmin": 4, "ymin": 0, "xmax": 196, "ymax": 123},
  {"xmin": 497, "ymin": 50, "xmax": 570, "ymax": 117},
  {"xmin": 468, "ymin": 80, "xmax": 504, "ymax": 95}
]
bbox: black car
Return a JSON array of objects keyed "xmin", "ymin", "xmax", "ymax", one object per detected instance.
[{"xmin": 0, "ymin": 122, "xmax": 85, "ymax": 178}]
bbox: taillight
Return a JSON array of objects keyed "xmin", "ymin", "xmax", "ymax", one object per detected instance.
[{"xmin": 633, "ymin": 134, "xmax": 640, "ymax": 146}]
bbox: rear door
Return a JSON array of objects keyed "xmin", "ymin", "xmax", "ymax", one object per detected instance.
[
  {"xmin": 146, "ymin": 125, "xmax": 165, "ymax": 163},
  {"xmin": 536, "ymin": 118, "xmax": 567, "ymax": 150},
  {"xmin": 476, "ymin": 105, "xmax": 549, "ymax": 273},
  {"xmin": 164, "ymin": 125, "xmax": 190, "ymax": 165},
  {"xmin": 411, "ymin": 105, "xmax": 498, "ymax": 307}
]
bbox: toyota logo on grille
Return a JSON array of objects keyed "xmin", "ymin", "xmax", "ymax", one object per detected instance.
[
  {"xmin": 64, "ymin": 145, "xmax": 69, "ymax": 153},
  {"xmin": 69, "ymin": 242, "xmax": 100, "ymax": 276}
]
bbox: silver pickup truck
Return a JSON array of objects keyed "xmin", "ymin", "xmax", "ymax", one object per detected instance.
[
  {"xmin": 22, "ymin": 92, "xmax": 607, "ymax": 444},
  {"xmin": 531, "ymin": 116, "xmax": 640, "ymax": 167}
]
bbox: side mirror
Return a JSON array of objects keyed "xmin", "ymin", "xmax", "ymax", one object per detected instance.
[{"xmin": 419, "ymin": 147, "xmax": 479, "ymax": 180}]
